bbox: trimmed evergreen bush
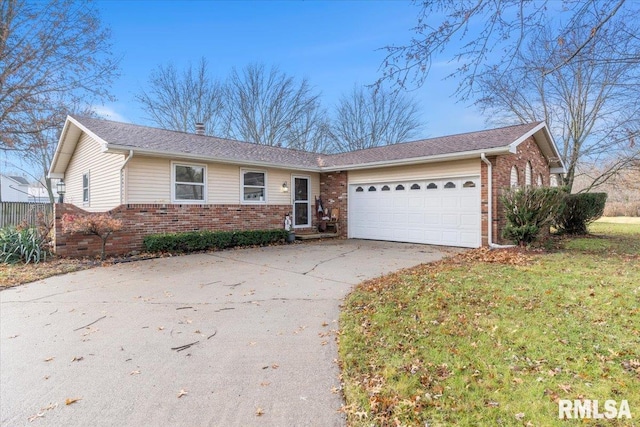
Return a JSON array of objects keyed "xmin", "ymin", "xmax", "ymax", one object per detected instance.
[
  {"xmin": 555, "ymin": 192, "xmax": 607, "ymax": 235},
  {"xmin": 0, "ymin": 227, "xmax": 49, "ymax": 264},
  {"xmin": 143, "ymin": 229, "xmax": 288, "ymax": 253},
  {"xmin": 500, "ymin": 187, "xmax": 564, "ymax": 246}
]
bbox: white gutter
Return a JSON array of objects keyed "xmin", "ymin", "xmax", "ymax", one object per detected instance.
[
  {"xmin": 120, "ymin": 150, "xmax": 134, "ymax": 204},
  {"xmin": 481, "ymin": 153, "xmax": 515, "ymax": 249}
]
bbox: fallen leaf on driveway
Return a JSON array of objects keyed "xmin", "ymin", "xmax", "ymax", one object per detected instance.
[
  {"xmin": 44, "ymin": 357, "xmax": 54, "ymax": 362},
  {"xmin": 255, "ymin": 407, "xmax": 264, "ymax": 416},
  {"xmin": 321, "ymin": 340, "xmax": 328, "ymax": 346},
  {"xmin": 8, "ymin": 335, "xmax": 18, "ymax": 339},
  {"xmin": 260, "ymin": 382, "xmax": 270, "ymax": 386},
  {"xmin": 71, "ymin": 356, "xmax": 84, "ymax": 362},
  {"xmin": 177, "ymin": 389, "xmax": 188, "ymax": 398},
  {"xmin": 272, "ymin": 364, "xmax": 279, "ymax": 369},
  {"xmin": 158, "ymin": 326, "xmax": 165, "ymax": 331},
  {"xmin": 130, "ymin": 370, "xmax": 141, "ymax": 375},
  {"xmin": 65, "ymin": 398, "xmax": 81, "ymax": 405}
]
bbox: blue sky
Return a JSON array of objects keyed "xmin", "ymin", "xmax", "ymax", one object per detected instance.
[
  {"xmin": 96, "ymin": 0, "xmax": 485, "ymax": 137},
  {"xmin": 3, "ymin": 0, "xmax": 488, "ymax": 178}
]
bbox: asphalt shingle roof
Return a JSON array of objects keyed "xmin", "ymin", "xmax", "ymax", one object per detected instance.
[{"xmin": 71, "ymin": 115, "xmax": 542, "ymax": 169}]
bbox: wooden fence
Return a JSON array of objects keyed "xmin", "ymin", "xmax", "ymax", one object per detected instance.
[{"xmin": 0, "ymin": 202, "xmax": 52, "ymax": 228}]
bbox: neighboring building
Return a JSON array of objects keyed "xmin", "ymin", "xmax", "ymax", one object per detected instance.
[
  {"xmin": 0, "ymin": 174, "xmax": 31, "ymax": 202},
  {"xmin": 49, "ymin": 115, "xmax": 565, "ymax": 257}
]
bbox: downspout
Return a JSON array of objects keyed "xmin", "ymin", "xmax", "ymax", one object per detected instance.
[
  {"xmin": 120, "ymin": 150, "xmax": 134, "ymax": 205},
  {"xmin": 481, "ymin": 153, "xmax": 515, "ymax": 249}
]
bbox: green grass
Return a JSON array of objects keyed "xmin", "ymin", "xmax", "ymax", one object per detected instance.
[{"xmin": 339, "ymin": 222, "xmax": 640, "ymax": 426}]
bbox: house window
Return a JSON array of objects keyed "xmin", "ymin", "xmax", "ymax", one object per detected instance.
[
  {"xmin": 173, "ymin": 163, "xmax": 206, "ymax": 202},
  {"xmin": 242, "ymin": 170, "xmax": 266, "ymax": 203},
  {"xmin": 510, "ymin": 166, "xmax": 519, "ymax": 187},
  {"xmin": 550, "ymin": 174, "xmax": 558, "ymax": 187},
  {"xmin": 537, "ymin": 174, "xmax": 543, "ymax": 187},
  {"xmin": 82, "ymin": 172, "xmax": 90, "ymax": 204},
  {"xmin": 525, "ymin": 161, "xmax": 532, "ymax": 186}
]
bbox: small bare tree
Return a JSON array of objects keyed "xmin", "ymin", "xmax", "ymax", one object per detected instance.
[
  {"xmin": 331, "ymin": 85, "xmax": 422, "ymax": 152},
  {"xmin": 0, "ymin": 0, "xmax": 118, "ymax": 151},
  {"xmin": 223, "ymin": 63, "xmax": 324, "ymax": 148},
  {"xmin": 136, "ymin": 57, "xmax": 225, "ymax": 135},
  {"xmin": 62, "ymin": 213, "xmax": 123, "ymax": 261}
]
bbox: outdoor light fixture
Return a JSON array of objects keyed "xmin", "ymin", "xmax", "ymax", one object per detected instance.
[
  {"xmin": 56, "ymin": 180, "xmax": 66, "ymax": 203},
  {"xmin": 282, "ymin": 181, "xmax": 289, "ymax": 192}
]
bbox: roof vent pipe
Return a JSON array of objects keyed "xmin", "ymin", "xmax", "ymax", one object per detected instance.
[{"xmin": 195, "ymin": 122, "xmax": 205, "ymax": 135}]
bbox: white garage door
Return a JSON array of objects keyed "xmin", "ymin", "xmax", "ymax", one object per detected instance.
[{"xmin": 349, "ymin": 177, "xmax": 481, "ymax": 248}]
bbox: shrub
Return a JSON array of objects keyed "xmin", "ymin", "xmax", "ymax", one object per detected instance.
[
  {"xmin": 62, "ymin": 213, "xmax": 124, "ymax": 261},
  {"xmin": 143, "ymin": 229, "xmax": 288, "ymax": 253},
  {"xmin": 500, "ymin": 187, "xmax": 564, "ymax": 246},
  {"xmin": 555, "ymin": 192, "xmax": 608, "ymax": 234},
  {"xmin": 0, "ymin": 227, "xmax": 49, "ymax": 264}
]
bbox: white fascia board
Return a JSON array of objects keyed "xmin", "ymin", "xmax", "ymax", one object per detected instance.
[
  {"xmin": 550, "ymin": 167, "xmax": 567, "ymax": 174},
  {"xmin": 509, "ymin": 122, "xmax": 547, "ymax": 150},
  {"xmin": 104, "ymin": 144, "xmax": 322, "ymax": 173},
  {"xmin": 48, "ymin": 117, "xmax": 73, "ymax": 178},
  {"xmin": 320, "ymin": 146, "xmax": 510, "ymax": 172},
  {"xmin": 509, "ymin": 121, "xmax": 566, "ymax": 170}
]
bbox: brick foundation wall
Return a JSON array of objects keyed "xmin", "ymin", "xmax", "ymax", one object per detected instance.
[
  {"xmin": 319, "ymin": 171, "xmax": 348, "ymax": 237},
  {"xmin": 493, "ymin": 137, "xmax": 552, "ymax": 244},
  {"xmin": 54, "ymin": 203, "xmax": 308, "ymax": 258}
]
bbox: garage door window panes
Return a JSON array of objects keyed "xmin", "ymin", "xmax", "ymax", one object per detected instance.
[
  {"xmin": 463, "ymin": 181, "xmax": 476, "ymax": 188},
  {"xmin": 410, "ymin": 183, "xmax": 421, "ymax": 190},
  {"xmin": 381, "ymin": 185, "xmax": 390, "ymax": 191},
  {"xmin": 444, "ymin": 182, "xmax": 456, "ymax": 189},
  {"xmin": 396, "ymin": 185, "xmax": 405, "ymax": 191},
  {"xmin": 368, "ymin": 186, "xmax": 376, "ymax": 192},
  {"xmin": 427, "ymin": 183, "xmax": 437, "ymax": 189}
]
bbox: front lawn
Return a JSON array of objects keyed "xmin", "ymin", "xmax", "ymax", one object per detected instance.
[{"xmin": 339, "ymin": 222, "xmax": 640, "ymax": 426}]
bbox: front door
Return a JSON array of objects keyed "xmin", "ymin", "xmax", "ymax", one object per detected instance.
[{"xmin": 293, "ymin": 176, "xmax": 310, "ymax": 228}]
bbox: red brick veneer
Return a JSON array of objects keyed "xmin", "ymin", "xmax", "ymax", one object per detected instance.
[
  {"xmin": 490, "ymin": 136, "xmax": 552, "ymax": 244},
  {"xmin": 319, "ymin": 171, "xmax": 348, "ymax": 237},
  {"xmin": 54, "ymin": 203, "xmax": 308, "ymax": 258}
]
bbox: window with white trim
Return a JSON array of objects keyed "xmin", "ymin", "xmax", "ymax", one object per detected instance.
[
  {"xmin": 510, "ymin": 166, "xmax": 519, "ymax": 187},
  {"xmin": 537, "ymin": 174, "xmax": 543, "ymax": 187},
  {"xmin": 525, "ymin": 161, "xmax": 532, "ymax": 186},
  {"xmin": 242, "ymin": 170, "xmax": 266, "ymax": 202},
  {"xmin": 82, "ymin": 172, "xmax": 90, "ymax": 204},
  {"xmin": 173, "ymin": 163, "xmax": 206, "ymax": 202}
]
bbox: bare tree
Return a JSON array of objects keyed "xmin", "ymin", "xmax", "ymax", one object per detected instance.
[
  {"xmin": 224, "ymin": 63, "xmax": 324, "ymax": 148},
  {"xmin": 380, "ymin": 0, "xmax": 637, "ymax": 99},
  {"xmin": 21, "ymin": 101, "xmax": 97, "ymax": 202},
  {"xmin": 331, "ymin": 85, "xmax": 422, "ymax": 152},
  {"xmin": 0, "ymin": 0, "xmax": 118, "ymax": 151},
  {"xmin": 476, "ymin": 23, "xmax": 640, "ymax": 191},
  {"xmin": 136, "ymin": 58, "xmax": 225, "ymax": 135}
]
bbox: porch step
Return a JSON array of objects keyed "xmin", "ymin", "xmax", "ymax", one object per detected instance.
[{"xmin": 294, "ymin": 232, "xmax": 339, "ymax": 240}]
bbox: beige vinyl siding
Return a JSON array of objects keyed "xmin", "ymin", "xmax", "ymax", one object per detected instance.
[
  {"xmin": 126, "ymin": 157, "xmax": 172, "ymax": 203},
  {"xmin": 125, "ymin": 155, "xmax": 319, "ymax": 206},
  {"xmin": 347, "ymin": 159, "xmax": 481, "ymax": 184},
  {"xmin": 65, "ymin": 133, "xmax": 124, "ymax": 212}
]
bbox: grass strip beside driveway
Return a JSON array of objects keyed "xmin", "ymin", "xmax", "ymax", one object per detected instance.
[{"xmin": 339, "ymin": 222, "xmax": 640, "ymax": 426}]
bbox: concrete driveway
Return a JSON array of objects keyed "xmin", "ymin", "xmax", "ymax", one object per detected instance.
[{"xmin": 1, "ymin": 240, "xmax": 454, "ymax": 426}]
